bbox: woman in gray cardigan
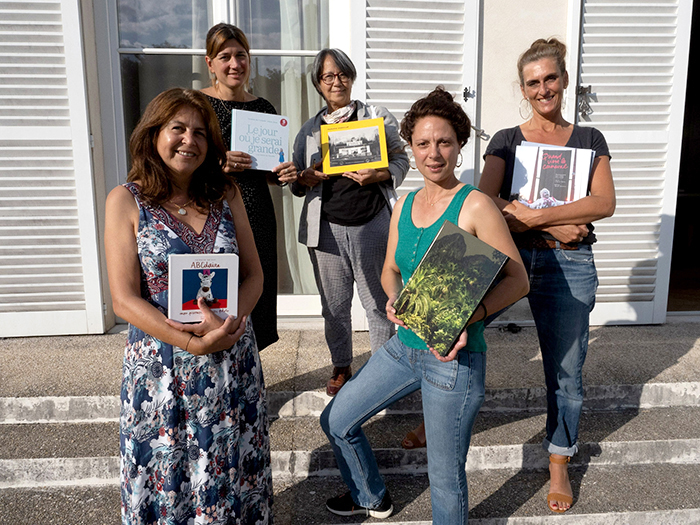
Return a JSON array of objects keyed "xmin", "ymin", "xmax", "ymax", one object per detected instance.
[{"xmin": 292, "ymin": 48, "xmax": 409, "ymax": 396}]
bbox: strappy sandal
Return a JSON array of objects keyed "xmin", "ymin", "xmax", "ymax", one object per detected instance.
[
  {"xmin": 401, "ymin": 423, "xmax": 426, "ymax": 450},
  {"xmin": 547, "ymin": 454, "xmax": 573, "ymax": 513},
  {"xmin": 401, "ymin": 430, "xmax": 426, "ymax": 450}
]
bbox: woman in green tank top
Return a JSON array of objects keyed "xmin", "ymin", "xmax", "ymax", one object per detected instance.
[{"xmin": 320, "ymin": 87, "xmax": 529, "ymax": 523}]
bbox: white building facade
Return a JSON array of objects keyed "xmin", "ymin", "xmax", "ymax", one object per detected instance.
[{"xmin": 0, "ymin": 0, "xmax": 694, "ymax": 336}]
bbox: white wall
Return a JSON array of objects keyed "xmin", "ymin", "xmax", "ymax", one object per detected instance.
[{"xmin": 477, "ymin": 1, "xmax": 570, "ymax": 180}]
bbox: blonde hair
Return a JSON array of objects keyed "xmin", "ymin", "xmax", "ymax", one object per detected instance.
[{"xmin": 517, "ymin": 38, "xmax": 567, "ymax": 86}]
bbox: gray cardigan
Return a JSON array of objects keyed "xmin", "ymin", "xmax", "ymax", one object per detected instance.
[{"xmin": 291, "ymin": 101, "xmax": 409, "ymax": 248}]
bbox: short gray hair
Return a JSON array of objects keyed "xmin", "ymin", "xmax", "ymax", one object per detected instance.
[{"xmin": 311, "ymin": 48, "xmax": 357, "ymax": 97}]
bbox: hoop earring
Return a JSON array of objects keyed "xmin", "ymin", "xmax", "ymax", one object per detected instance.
[
  {"xmin": 519, "ymin": 97, "xmax": 532, "ymax": 120},
  {"xmin": 455, "ymin": 153, "xmax": 463, "ymax": 168},
  {"xmin": 409, "ymin": 157, "xmax": 417, "ymax": 170}
]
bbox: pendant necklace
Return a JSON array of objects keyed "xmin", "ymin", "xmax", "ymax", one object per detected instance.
[
  {"xmin": 424, "ymin": 191, "xmax": 442, "ymax": 207},
  {"xmin": 169, "ymin": 199, "xmax": 193, "ymax": 216}
]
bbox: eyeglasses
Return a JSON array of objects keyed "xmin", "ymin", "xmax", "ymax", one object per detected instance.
[{"xmin": 320, "ymin": 72, "xmax": 349, "ymax": 85}]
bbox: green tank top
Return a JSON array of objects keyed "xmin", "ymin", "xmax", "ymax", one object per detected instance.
[{"xmin": 395, "ymin": 184, "xmax": 486, "ymax": 352}]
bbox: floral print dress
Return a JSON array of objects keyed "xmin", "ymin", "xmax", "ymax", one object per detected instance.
[{"xmin": 120, "ymin": 183, "xmax": 272, "ymax": 525}]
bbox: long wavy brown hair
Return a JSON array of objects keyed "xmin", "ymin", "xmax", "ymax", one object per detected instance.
[{"xmin": 127, "ymin": 88, "xmax": 233, "ymax": 207}]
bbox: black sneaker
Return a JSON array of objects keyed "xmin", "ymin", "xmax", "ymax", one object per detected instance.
[{"xmin": 326, "ymin": 491, "xmax": 393, "ymax": 518}]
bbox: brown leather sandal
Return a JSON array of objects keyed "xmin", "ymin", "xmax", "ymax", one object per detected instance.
[
  {"xmin": 401, "ymin": 422, "xmax": 427, "ymax": 450},
  {"xmin": 547, "ymin": 455, "xmax": 573, "ymax": 513},
  {"xmin": 401, "ymin": 430, "xmax": 426, "ymax": 450}
]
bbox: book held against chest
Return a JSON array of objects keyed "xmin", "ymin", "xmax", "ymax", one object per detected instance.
[
  {"xmin": 393, "ymin": 220, "xmax": 509, "ymax": 356},
  {"xmin": 231, "ymin": 109, "xmax": 290, "ymax": 171},
  {"xmin": 511, "ymin": 143, "xmax": 595, "ymax": 209},
  {"xmin": 168, "ymin": 253, "xmax": 239, "ymax": 322},
  {"xmin": 320, "ymin": 118, "xmax": 389, "ymax": 175}
]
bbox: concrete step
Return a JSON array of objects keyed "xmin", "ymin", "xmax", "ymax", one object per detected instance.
[
  {"xmin": 2, "ymin": 465, "xmax": 700, "ymax": 524},
  {"xmin": 2, "ymin": 323, "xmax": 700, "ymax": 399},
  {"xmin": 1, "ymin": 323, "xmax": 699, "ymax": 522},
  {"xmin": 3, "ymin": 379, "xmax": 699, "ymax": 425},
  {"xmin": 2, "ymin": 407, "xmax": 699, "ymax": 487}
]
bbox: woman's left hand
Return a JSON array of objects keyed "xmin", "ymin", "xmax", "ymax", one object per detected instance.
[
  {"xmin": 272, "ymin": 161, "xmax": 297, "ymax": 184},
  {"xmin": 342, "ymin": 168, "xmax": 390, "ymax": 186},
  {"xmin": 165, "ymin": 297, "xmax": 225, "ymax": 337},
  {"xmin": 543, "ymin": 224, "xmax": 589, "ymax": 244},
  {"xmin": 429, "ymin": 329, "xmax": 468, "ymax": 362}
]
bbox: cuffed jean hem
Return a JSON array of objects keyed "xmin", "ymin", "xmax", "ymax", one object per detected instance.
[{"xmin": 543, "ymin": 437, "xmax": 578, "ymax": 457}]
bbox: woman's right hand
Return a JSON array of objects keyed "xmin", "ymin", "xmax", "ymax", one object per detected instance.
[
  {"xmin": 542, "ymin": 224, "xmax": 589, "ymax": 244},
  {"xmin": 186, "ymin": 314, "xmax": 248, "ymax": 355},
  {"xmin": 296, "ymin": 161, "xmax": 327, "ymax": 188},
  {"xmin": 165, "ymin": 297, "xmax": 226, "ymax": 337},
  {"xmin": 224, "ymin": 151, "xmax": 252, "ymax": 173},
  {"xmin": 385, "ymin": 295, "xmax": 406, "ymax": 327}
]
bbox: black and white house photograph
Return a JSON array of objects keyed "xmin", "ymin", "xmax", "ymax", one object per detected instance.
[{"xmin": 321, "ymin": 117, "xmax": 389, "ymax": 174}]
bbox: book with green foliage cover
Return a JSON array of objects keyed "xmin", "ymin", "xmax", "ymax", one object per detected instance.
[{"xmin": 393, "ymin": 220, "xmax": 509, "ymax": 356}]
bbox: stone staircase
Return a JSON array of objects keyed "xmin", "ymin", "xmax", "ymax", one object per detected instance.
[{"xmin": 1, "ymin": 321, "xmax": 700, "ymax": 524}]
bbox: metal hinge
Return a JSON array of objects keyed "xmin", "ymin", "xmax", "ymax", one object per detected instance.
[
  {"xmin": 472, "ymin": 126, "xmax": 489, "ymax": 141},
  {"xmin": 577, "ymin": 85, "xmax": 593, "ymax": 118},
  {"xmin": 463, "ymin": 87, "xmax": 489, "ymax": 140}
]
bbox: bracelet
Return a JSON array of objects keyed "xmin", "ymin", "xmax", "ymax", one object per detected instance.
[{"xmin": 184, "ymin": 333, "xmax": 195, "ymax": 352}]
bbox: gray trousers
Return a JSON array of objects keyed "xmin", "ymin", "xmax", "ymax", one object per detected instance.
[{"xmin": 308, "ymin": 206, "xmax": 395, "ymax": 368}]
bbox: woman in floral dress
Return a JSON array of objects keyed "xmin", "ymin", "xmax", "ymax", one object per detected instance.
[{"xmin": 105, "ymin": 88, "xmax": 272, "ymax": 524}]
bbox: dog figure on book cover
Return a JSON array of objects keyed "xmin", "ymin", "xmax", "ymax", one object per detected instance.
[{"xmin": 195, "ymin": 269, "xmax": 217, "ymax": 306}]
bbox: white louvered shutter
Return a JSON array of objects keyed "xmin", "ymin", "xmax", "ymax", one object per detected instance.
[
  {"xmin": 364, "ymin": 0, "xmax": 479, "ymax": 194},
  {"xmin": 574, "ymin": 0, "xmax": 692, "ymax": 324},
  {"xmin": 0, "ymin": 0, "xmax": 104, "ymax": 336}
]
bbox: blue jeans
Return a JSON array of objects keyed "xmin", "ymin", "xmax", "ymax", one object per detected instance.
[
  {"xmin": 320, "ymin": 335, "xmax": 486, "ymax": 524},
  {"xmin": 520, "ymin": 244, "xmax": 598, "ymax": 456}
]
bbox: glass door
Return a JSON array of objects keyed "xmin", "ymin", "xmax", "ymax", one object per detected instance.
[{"xmin": 113, "ymin": 0, "xmax": 329, "ymax": 303}]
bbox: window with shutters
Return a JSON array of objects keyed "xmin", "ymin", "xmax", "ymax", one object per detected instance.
[
  {"xmin": 362, "ymin": 0, "xmax": 480, "ymax": 194},
  {"xmin": 0, "ymin": 0, "xmax": 104, "ymax": 336},
  {"xmin": 572, "ymin": 0, "xmax": 693, "ymax": 324},
  {"xmin": 111, "ymin": 0, "xmax": 329, "ymax": 298}
]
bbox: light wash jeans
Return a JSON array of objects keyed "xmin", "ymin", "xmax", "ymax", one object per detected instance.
[
  {"xmin": 320, "ymin": 335, "xmax": 486, "ymax": 524},
  {"xmin": 520, "ymin": 244, "xmax": 598, "ymax": 456}
]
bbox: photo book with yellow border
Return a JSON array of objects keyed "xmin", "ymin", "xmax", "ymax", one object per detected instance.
[{"xmin": 320, "ymin": 117, "xmax": 389, "ymax": 175}]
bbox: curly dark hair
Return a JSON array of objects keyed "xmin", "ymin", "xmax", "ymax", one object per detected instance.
[
  {"xmin": 127, "ymin": 88, "xmax": 233, "ymax": 207},
  {"xmin": 400, "ymin": 87, "xmax": 471, "ymax": 147}
]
